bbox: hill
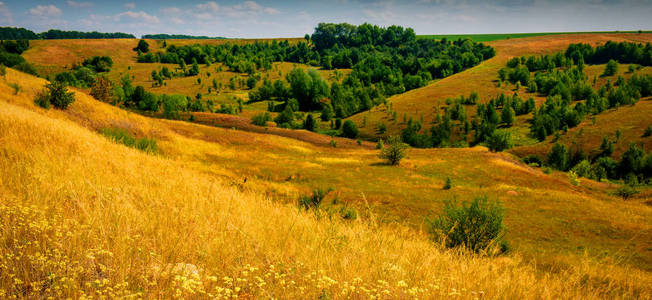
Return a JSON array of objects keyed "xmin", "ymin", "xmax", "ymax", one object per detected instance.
[{"xmin": 2, "ymin": 62, "xmax": 652, "ymax": 298}]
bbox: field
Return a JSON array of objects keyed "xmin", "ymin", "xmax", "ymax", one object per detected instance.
[
  {"xmin": 418, "ymin": 31, "xmax": 652, "ymax": 42},
  {"xmin": 3, "ymin": 32, "xmax": 652, "ymax": 298}
]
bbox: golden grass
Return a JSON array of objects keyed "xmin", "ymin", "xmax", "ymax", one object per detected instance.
[{"xmin": 2, "ymin": 63, "xmax": 652, "ymax": 298}]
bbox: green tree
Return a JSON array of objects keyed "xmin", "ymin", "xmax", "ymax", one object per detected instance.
[
  {"xmin": 547, "ymin": 143, "xmax": 568, "ymax": 170},
  {"xmin": 42, "ymin": 81, "xmax": 75, "ymax": 109},
  {"xmin": 487, "ymin": 131, "xmax": 512, "ymax": 152},
  {"xmin": 134, "ymin": 39, "xmax": 149, "ymax": 53},
  {"xmin": 379, "ymin": 136, "xmax": 408, "ymax": 165},
  {"xmin": 342, "ymin": 120, "xmax": 358, "ymax": 138},
  {"xmin": 602, "ymin": 59, "xmax": 618, "ymax": 76},
  {"xmin": 303, "ymin": 114, "xmax": 317, "ymax": 131},
  {"xmin": 188, "ymin": 58, "xmax": 200, "ymax": 76},
  {"xmin": 501, "ymin": 106, "xmax": 515, "ymax": 126}
]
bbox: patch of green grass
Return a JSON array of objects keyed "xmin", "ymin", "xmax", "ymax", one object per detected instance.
[
  {"xmin": 100, "ymin": 127, "xmax": 158, "ymax": 153},
  {"xmin": 417, "ymin": 31, "xmax": 652, "ymax": 42}
]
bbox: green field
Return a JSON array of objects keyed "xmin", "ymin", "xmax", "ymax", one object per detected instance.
[{"xmin": 418, "ymin": 30, "xmax": 652, "ymax": 42}]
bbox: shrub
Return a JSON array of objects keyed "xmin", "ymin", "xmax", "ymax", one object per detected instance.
[
  {"xmin": 379, "ymin": 136, "xmax": 408, "ymax": 165},
  {"xmin": 100, "ymin": 128, "xmax": 158, "ymax": 153},
  {"xmin": 443, "ymin": 177, "xmax": 452, "ymax": 190},
  {"xmin": 547, "ymin": 143, "xmax": 568, "ymax": 171},
  {"xmin": 427, "ymin": 196, "xmax": 507, "ymax": 254},
  {"xmin": 0, "ymin": 64, "xmax": 5, "ymax": 76},
  {"xmin": 342, "ymin": 120, "xmax": 358, "ymax": 138},
  {"xmin": 34, "ymin": 82, "xmax": 75, "ymax": 109},
  {"xmin": 375, "ymin": 139, "xmax": 384, "ymax": 150},
  {"xmin": 90, "ymin": 76, "xmax": 113, "ymax": 103},
  {"xmin": 643, "ymin": 126, "xmax": 652, "ymax": 138},
  {"xmin": 9, "ymin": 82, "xmax": 21, "ymax": 95},
  {"xmin": 339, "ymin": 206, "xmax": 357, "ymax": 220},
  {"xmin": 487, "ymin": 131, "xmax": 512, "ymax": 152},
  {"xmin": 568, "ymin": 171, "xmax": 580, "ymax": 186},
  {"xmin": 298, "ymin": 188, "xmax": 332, "ymax": 210},
  {"xmin": 523, "ymin": 155, "xmax": 543, "ymax": 167},
  {"xmin": 34, "ymin": 90, "xmax": 51, "ymax": 109},
  {"xmin": 613, "ymin": 185, "xmax": 639, "ymax": 199},
  {"xmin": 251, "ymin": 112, "xmax": 272, "ymax": 126},
  {"xmin": 303, "ymin": 114, "xmax": 317, "ymax": 131},
  {"xmin": 602, "ymin": 59, "xmax": 618, "ymax": 76},
  {"xmin": 329, "ymin": 140, "xmax": 337, "ymax": 148}
]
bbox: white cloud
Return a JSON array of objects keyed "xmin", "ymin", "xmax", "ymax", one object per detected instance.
[
  {"xmin": 263, "ymin": 7, "xmax": 281, "ymax": 15},
  {"xmin": 115, "ymin": 11, "xmax": 160, "ymax": 24},
  {"xmin": 124, "ymin": 2, "xmax": 135, "ymax": 9},
  {"xmin": 29, "ymin": 4, "xmax": 62, "ymax": 17},
  {"xmin": 197, "ymin": 1, "xmax": 220, "ymax": 13},
  {"xmin": 0, "ymin": 2, "xmax": 12, "ymax": 24},
  {"xmin": 161, "ymin": 7, "xmax": 181, "ymax": 15},
  {"xmin": 67, "ymin": 0, "xmax": 93, "ymax": 8}
]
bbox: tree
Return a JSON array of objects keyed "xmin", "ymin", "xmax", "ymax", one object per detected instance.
[
  {"xmin": 379, "ymin": 136, "xmax": 408, "ymax": 165},
  {"xmin": 603, "ymin": 59, "xmax": 618, "ymax": 76},
  {"xmin": 42, "ymin": 81, "xmax": 75, "ymax": 109},
  {"xmin": 303, "ymin": 114, "xmax": 317, "ymax": 131},
  {"xmin": 342, "ymin": 120, "xmax": 358, "ymax": 138},
  {"xmin": 90, "ymin": 76, "xmax": 113, "ymax": 103},
  {"xmin": 547, "ymin": 143, "xmax": 568, "ymax": 170},
  {"xmin": 246, "ymin": 76, "xmax": 258, "ymax": 89},
  {"xmin": 487, "ymin": 131, "xmax": 512, "ymax": 152},
  {"xmin": 134, "ymin": 39, "xmax": 149, "ymax": 53},
  {"xmin": 501, "ymin": 106, "xmax": 515, "ymax": 126},
  {"xmin": 188, "ymin": 58, "xmax": 200, "ymax": 76}
]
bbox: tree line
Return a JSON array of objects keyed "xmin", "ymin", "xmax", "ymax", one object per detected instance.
[
  {"xmin": 0, "ymin": 39, "xmax": 38, "ymax": 75},
  {"xmin": 141, "ymin": 34, "xmax": 226, "ymax": 39},
  {"xmin": 0, "ymin": 27, "xmax": 135, "ymax": 39}
]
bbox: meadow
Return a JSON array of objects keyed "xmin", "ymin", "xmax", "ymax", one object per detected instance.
[
  {"xmin": 2, "ymin": 30, "xmax": 652, "ymax": 298},
  {"xmin": 418, "ymin": 31, "xmax": 652, "ymax": 42}
]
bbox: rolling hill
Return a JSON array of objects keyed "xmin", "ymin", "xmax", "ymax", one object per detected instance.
[{"xmin": 2, "ymin": 46, "xmax": 652, "ymax": 298}]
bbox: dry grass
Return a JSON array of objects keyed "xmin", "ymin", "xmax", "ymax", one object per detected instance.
[{"xmin": 2, "ymin": 64, "xmax": 652, "ymax": 298}]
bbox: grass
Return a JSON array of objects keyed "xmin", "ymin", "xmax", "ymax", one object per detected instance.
[
  {"xmin": 418, "ymin": 31, "xmax": 652, "ymax": 42},
  {"xmin": 2, "ymin": 67, "xmax": 652, "ymax": 298},
  {"xmin": 100, "ymin": 127, "xmax": 158, "ymax": 153}
]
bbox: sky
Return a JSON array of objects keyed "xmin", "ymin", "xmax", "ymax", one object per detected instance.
[{"xmin": 0, "ymin": 0, "xmax": 651, "ymax": 38}]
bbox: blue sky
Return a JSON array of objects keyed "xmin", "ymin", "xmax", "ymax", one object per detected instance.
[{"xmin": 0, "ymin": 0, "xmax": 650, "ymax": 38}]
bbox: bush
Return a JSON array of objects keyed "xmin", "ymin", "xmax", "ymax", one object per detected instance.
[
  {"xmin": 298, "ymin": 188, "xmax": 332, "ymax": 210},
  {"xmin": 428, "ymin": 196, "xmax": 507, "ymax": 254},
  {"xmin": 379, "ymin": 136, "xmax": 408, "ymax": 165},
  {"xmin": 443, "ymin": 177, "xmax": 452, "ymax": 190},
  {"xmin": 487, "ymin": 131, "xmax": 512, "ymax": 152},
  {"xmin": 0, "ymin": 64, "xmax": 5, "ymax": 76},
  {"xmin": 342, "ymin": 120, "xmax": 358, "ymax": 138},
  {"xmin": 34, "ymin": 90, "xmax": 51, "ymax": 109},
  {"xmin": 602, "ymin": 59, "xmax": 618, "ymax": 76},
  {"xmin": 523, "ymin": 155, "xmax": 543, "ymax": 167},
  {"xmin": 613, "ymin": 185, "xmax": 639, "ymax": 199},
  {"xmin": 643, "ymin": 126, "xmax": 652, "ymax": 138},
  {"xmin": 303, "ymin": 114, "xmax": 317, "ymax": 131},
  {"xmin": 339, "ymin": 206, "xmax": 357, "ymax": 220},
  {"xmin": 34, "ymin": 81, "xmax": 75, "ymax": 109},
  {"xmin": 251, "ymin": 112, "xmax": 272, "ymax": 126},
  {"xmin": 100, "ymin": 128, "xmax": 158, "ymax": 153}
]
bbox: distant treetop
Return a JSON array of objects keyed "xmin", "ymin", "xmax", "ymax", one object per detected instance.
[
  {"xmin": 141, "ymin": 34, "xmax": 227, "ymax": 40},
  {"xmin": 0, "ymin": 27, "xmax": 135, "ymax": 40}
]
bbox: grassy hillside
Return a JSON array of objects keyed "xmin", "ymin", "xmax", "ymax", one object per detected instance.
[
  {"xmin": 2, "ymin": 64, "xmax": 652, "ymax": 298},
  {"xmin": 349, "ymin": 33, "xmax": 652, "ymax": 152}
]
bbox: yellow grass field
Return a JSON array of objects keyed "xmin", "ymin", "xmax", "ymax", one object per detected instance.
[{"xmin": 2, "ymin": 53, "xmax": 652, "ymax": 299}]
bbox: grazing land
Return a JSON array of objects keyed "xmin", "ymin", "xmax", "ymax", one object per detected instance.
[{"xmin": 2, "ymin": 23, "xmax": 652, "ymax": 299}]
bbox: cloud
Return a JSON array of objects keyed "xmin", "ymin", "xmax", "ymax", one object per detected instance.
[
  {"xmin": 263, "ymin": 7, "xmax": 281, "ymax": 15},
  {"xmin": 115, "ymin": 11, "xmax": 160, "ymax": 24},
  {"xmin": 29, "ymin": 4, "xmax": 62, "ymax": 17},
  {"xmin": 124, "ymin": 2, "xmax": 135, "ymax": 9},
  {"xmin": 161, "ymin": 7, "xmax": 181, "ymax": 15},
  {"xmin": 197, "ymin": 1, "xmax": 220, "ymax": 13},
  {"xmin": 0, "ymin": 2, "xmax": 12, "ymax": 24},
  {"xmin": 67, "ymin": 0, "xmax": 93, "ymax": 8}
]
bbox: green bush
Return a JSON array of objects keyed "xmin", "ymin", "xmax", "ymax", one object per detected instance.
[
  {"xmin": 34, "ymin": 90, "xmax": 51, "ymax": 109},
  {"xmin": 342, "ymin": 120, "xmax": 358, "ymax": 138},
  {"xmin": 487, "ymin": 131, "xmax": 512, "ymax": 152},
  {"xmin": 298, "ymin": 188, "xmax": 332, "ymax": 210},
  {"xmin": 251, "ymin": 112, "xmax": 272, "ymax": 126},
  {"xmin": 643, "ymin": 126, "xmax": 652, "ymax": 138},
  {"xmin": 602, "ymin": 59, "xmax": 618, "ymax": 76},
  {"xmin": 428, "ymin": 197, "xmax": 507, "ymax": 254},
  {"xmin": 339, "ymin": 206, "xmax": 357, "ymax": 220},
  {"xmin": 613, "ymin": 185, "xmax": 639, "ymax": 199},
  {"xmin": 443, "ymin": 177, "xmax": 452, "ymax": 190},
  {"xmin": 0, "ymin": 64, "xmax": 5, "ymax": 76},
  {"xmin": 379, "ymin": 136, "xmax": 407, "ymax": 165},
  {"xmin": 100, "ymin": 128, "xmax": 158, "ymax": 154}
]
